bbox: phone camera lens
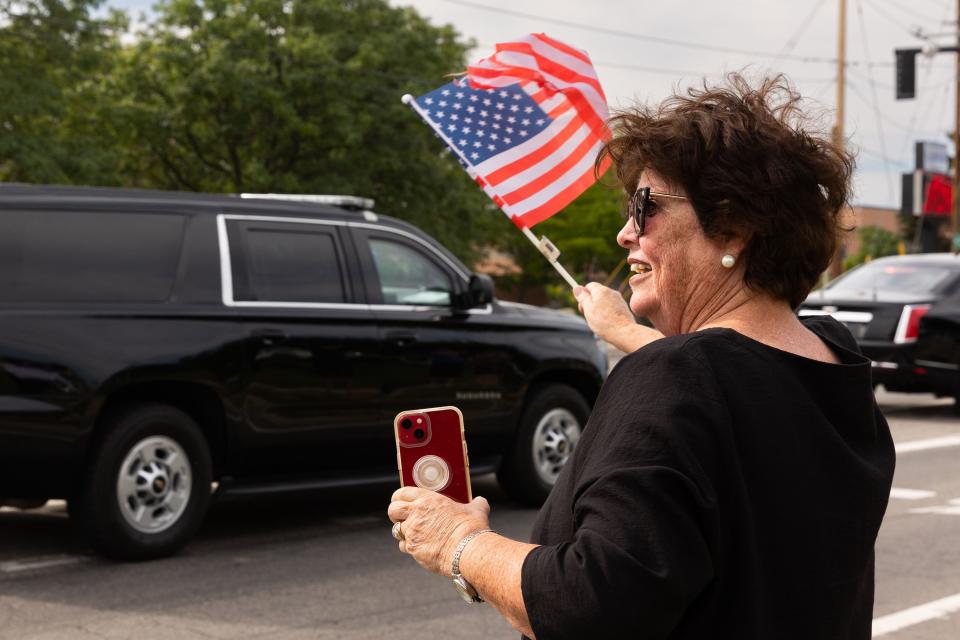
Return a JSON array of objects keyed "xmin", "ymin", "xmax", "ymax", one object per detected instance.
[
  {"xmin": 401, "ymin": 418, "xmax": 412, "ymax": 429},
  {"xmin": 413, "ymin": 428, "xmax": 425, "ymax": 439}
]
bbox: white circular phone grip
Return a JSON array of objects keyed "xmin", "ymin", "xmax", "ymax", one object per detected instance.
[{"xmin": 412, "ymin": 455, "xmax": 451, "ymax": 492}]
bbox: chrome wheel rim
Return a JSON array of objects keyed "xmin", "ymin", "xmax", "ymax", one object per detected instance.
[
  {"xmin": 116, "ymin": 436, "xmax": 192, "ymax": 534},
  {"xmin": 531, "ymin": 408, "xmax": 581, "ymax": 485}
]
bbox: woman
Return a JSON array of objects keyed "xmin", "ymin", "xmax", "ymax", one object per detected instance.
[{"xmin": 387, "ymin": 74, "xmax": 895, "ymax": 639}]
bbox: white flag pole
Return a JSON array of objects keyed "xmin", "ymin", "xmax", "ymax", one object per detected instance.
[{"xmin": 402, "ymin": 93, "xmax": 581, "ymax": 289}]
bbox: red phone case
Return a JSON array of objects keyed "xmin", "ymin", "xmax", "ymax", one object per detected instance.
[{"xmin": 394, "ymin": 406, "xmax": 472, "ymax": 504}]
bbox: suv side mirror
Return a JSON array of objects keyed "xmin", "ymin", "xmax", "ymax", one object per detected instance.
[{"xmin": 466, "ymin": 274, "xmax": 494, "ymax": 307}]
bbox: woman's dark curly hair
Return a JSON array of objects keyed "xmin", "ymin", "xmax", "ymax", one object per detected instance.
[{"xmin": 597, "ymin": 73, "xmax": 855, "ymax": 308}]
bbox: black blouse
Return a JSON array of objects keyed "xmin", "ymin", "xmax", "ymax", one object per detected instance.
[{"xmin": 521, "ymin": 316, "xmax": 895, "ymax": 639}]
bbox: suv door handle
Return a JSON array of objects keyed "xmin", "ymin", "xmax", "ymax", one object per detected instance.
[
  {"xmin": 252, "ymin": 328, "xmax": 288, "ymax": 345},
  {"xmin": 386, "ymin": 331, "xmax": 418, "ymax": 347}
]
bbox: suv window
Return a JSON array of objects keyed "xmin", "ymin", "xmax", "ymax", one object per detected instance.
[
  {"xmin": 370, "ymin": 238, "xmax": 453, "ymax": 306},
  {"xmin": 228, "ymin": 220, "xmax": 347, "ymax": 303},
  {"xmin": 0, "ymin": 210, "xmax": 184, "ymax": 302}
]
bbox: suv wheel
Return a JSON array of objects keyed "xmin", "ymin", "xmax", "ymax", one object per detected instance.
[
  {"xmin": 497, "ymin": 384, "xmax": 589, "ymax": 506},
  {"xmin": 70, "ymin": 404, "xmax": 212, "ymax": 561}
]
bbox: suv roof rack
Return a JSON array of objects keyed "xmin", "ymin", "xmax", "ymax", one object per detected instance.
[{"xmin": 239, "ymin": 193, "xmax": 375, "ymax": 210}]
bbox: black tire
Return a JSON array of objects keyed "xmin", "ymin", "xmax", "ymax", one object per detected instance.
[
  {"xmin": 70, "ymin": 404, "xmax": 212, "ymax": 561},
  {"xmin": 497, "ymin": 384, "xmax": 590, "ymax": 506}
]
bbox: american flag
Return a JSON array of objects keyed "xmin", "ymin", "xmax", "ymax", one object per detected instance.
[{"xmin": 410, "ymin": 34, "xmax": 610, "ymax": 229}]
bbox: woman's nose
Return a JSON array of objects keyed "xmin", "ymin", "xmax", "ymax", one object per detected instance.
[{"xmin": 616, "ymin": 217, "xmax": 637, "ymax": 248}]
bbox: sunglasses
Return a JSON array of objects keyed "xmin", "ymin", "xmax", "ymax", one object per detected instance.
[{"xmin": 627, "ymin": 186, "xmax": 688, "ymax": 236}]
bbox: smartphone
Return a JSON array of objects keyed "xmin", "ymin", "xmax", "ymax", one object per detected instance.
[{"xmin": 393, "ymin": 406, "xmax": 472, "ymax": 504}]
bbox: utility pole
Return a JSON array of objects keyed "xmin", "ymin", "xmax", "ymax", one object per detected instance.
[
  {"xmin": 954, "ymin": 0, "xmax": 960, "ymax": 248},
  {"xmin": 834, "ymin": 0, "xmax": 846, "ymax": 151},
  {"xmin": 830, "ymin": 0, "xmax": 847, "ymax": 278}
]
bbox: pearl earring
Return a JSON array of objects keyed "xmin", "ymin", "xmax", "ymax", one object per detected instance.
[{"xmin": 721, "ymin": 254, "xmax": 736, "ymax": 269}]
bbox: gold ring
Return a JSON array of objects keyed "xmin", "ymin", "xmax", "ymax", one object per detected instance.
[{"xmin": 392, "ymin": 521, "xmax": 404, "ymax": 541}]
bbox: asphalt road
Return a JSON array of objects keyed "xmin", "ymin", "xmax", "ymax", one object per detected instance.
[{"xmin": 1, "ymin": 388, "xmax": 959, "ymax": 640}]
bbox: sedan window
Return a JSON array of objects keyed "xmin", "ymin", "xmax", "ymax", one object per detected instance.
[{"xmin": 829, "ymin": 262, "xmax": 953, "ymax": 295}]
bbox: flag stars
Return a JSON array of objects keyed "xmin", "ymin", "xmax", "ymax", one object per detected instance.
[
  {"xmin": 447, "ymin": 124, "xmax": 457, "ymax": 131},
  {"xmin": 452, "ymin": 103, "xmax": 462, "ymax": 110},
  {"xmin": 512, "ymin": 93, "xmax": 522, "ymax": 100},
  {"xmin": 493, "ymin": 113, "xmax": 502, "ymax": 120},
  {"xmin": 521, "ymin": 118, "xmax": 530, "ymax": 126},
  {"xmin": 464, "ymin": 117, "xmax": 473, "ymax": 124},
  {"xmin": 498, "ymin": 90, "xmax": 508, "ymax": 98},
  {"xmin": 466, "ymin": 106, "xmax": 476, "ymax": 113},
  {"xmin": 450, "ymin": 114, "xmax": 459, "ymax": 121},
  {"xmin": 490, "ymin": 133, "xmax": 499, "ymax": 140},
  {"xmin": 496, "ymin": 102, "xmax": 505, "ymax": 110},
  {"xmin": 524, "ymin": 106, "xmax": 534, "ymax": 113},
  {"xmin": 536, "ymin": 118, "xmax": 545, "ymax": 125},
  {"xmin": 480, "ymin": 110, "xmax": 488, "ymax": 117},
  {"xmin": 441, "ymin": 89, "xmax": 450, "ymax": 96},
  {"xmin": 424, "ymin": 98, "xmax": 434, "ymax": 105},
  {"xmin": 492, "ymin": 123, "xmax": 500, "ymax": 130},
  {"xmin": 469, "ymin": 95, "xmax": 479, "ymax": 102},
  {"xmin": 476, "ymin": 130, "xmax": 485, "ymax": 137},
  {"xmin": 471, "ymin": 152, "xmax": 480, "ymax": 159},
  {"xmin": 438, "ymin": 100, "xmax": 447, "ymax": 107},
  {"xmin": 488, "ymin": 144, "xmax": 496, "ymax": 151},
  {"xmin": 505, "ymin": 127, "xmax": 514, "ymax": 134},
  {"xmin": 504, "ymin": 137, "xmax": 512, "ymax": 144},
  {"xmin": 456, "ymin": 92, "xmax": 464, "ymax": 98},
  {"xmin": 435, "ymin": 111, "xmax": 445, "ymax": 119},
  {"xmin": 520, "ymin": 130, "xmax": 528, "ymax": 136},
  {"xmin": 483, "ymin": 98, "xmax": 492, "ymax": 106},
  {"xmin": 509, "ymin": 105, "xmax": 519, "ymax": 112},
  {"xmin": 507, "ymin": 116, "xmax": 516, "ymax": 123},
  {"xmin": 473, "ymin": 141, "xmax": 482, "ymax": 148},
  {"xmin": 459, "ymin": 139, "xmax": 468, "ymax": 146}
]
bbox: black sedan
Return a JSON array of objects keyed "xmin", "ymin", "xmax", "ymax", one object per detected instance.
[{"xmin": 799, "ymin": 253, "xmax": 960, "ymax": 399}]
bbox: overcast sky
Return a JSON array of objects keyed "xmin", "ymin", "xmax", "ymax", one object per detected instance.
[{"xmin": 112, "ymin": 0, "xmax": 960, "ymax": 209}]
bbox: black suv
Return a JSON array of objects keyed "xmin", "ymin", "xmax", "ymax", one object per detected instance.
[{"xmin": 0, "ymin": 184, "xmax": 606, "ymax": 560}]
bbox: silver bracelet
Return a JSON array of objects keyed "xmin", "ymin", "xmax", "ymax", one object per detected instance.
[{"xmin": 452, "ymin": 528, "xmax": 494, "ymax": 576}]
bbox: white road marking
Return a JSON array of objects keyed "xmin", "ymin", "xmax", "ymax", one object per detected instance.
[
  {"xmin": 889, "ymin": 487, "xmax": 937, "ymax": 500},
  {"xmin": 909, "ymin": 498, "xmax": 960, "ymax": 516},
  {"xmin": 873, "ymin": 592, "xmax": 960, "ymax": 636},
  {"xmin": 0, "ymin": 555, "xmax": 86, "ymax": 574},
  {"xmin": 895, "ymin": 435, "xmax": 960, "ymax": 454}
]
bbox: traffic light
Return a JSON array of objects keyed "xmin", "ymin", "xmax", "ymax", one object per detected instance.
[{"xmin": 895, "ymin": 49, "xmax": 920, "ymax": 100}]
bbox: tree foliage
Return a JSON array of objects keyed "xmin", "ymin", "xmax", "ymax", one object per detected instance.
[
  {"xmin": 98, "ymin": 0, "xmax": 505, "ymax": 258},
  {"xmin": 496, "ymin": 175, "xmax": 628, "ymax": 303},
  {"xmin": 843, "ymin": 225, "xmax": 901, "ymax": 271},
  {"xmin": 0, "ymin": 0, "xmax": 621, "ymax": 277},
  {"xmin": 0, "ymin": 0, "xmax": 126, "ymax": 183}
]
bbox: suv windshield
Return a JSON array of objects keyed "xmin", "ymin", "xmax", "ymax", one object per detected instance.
[{"xmin": 829, "ymin": 261, "xmax": 953, "ymax": 295}]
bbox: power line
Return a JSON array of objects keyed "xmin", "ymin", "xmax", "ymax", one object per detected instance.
[
  {"xmin": 862, "ymin": 0, "xmax": 927, "ymax": 37},
  {"xmin": 870, "ymin": 0, "xmax": 949, "ymax": 27},
  {"xmin": 471, "ymin": 40, "xmax": 834, "ymax": 82},
  {"xmin": 442, "ymin": 0, "xmax": 900, "ymax": 67},
  {"xmin": 771, "ymin": 0, "xmax": 829, "ymax": 66}
]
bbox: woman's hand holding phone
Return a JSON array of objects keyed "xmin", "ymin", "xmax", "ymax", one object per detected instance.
[{"xmin": 387, "ymin": 486, "xmax": 491, "ymax": 577}]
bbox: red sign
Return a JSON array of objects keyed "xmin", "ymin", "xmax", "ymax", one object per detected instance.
[{"xmin": 923, "ymin": 173, "xmax": 953, "ymax": 216}]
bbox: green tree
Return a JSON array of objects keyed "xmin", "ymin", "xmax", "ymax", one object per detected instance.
[
  {"xmin": 843, "ymin": 225, "xmax": 901, "ymax": 271},
  {"xmin": 495, "ymin": 175, "xmax": 628, "ymax": 304},
  {"xmin": 98, "ymin": 0, "xmax": 500, "ymax": 259},
  {"xmin": 0, "ymin": 0, "xmax": 126, "ymax": 183}
]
